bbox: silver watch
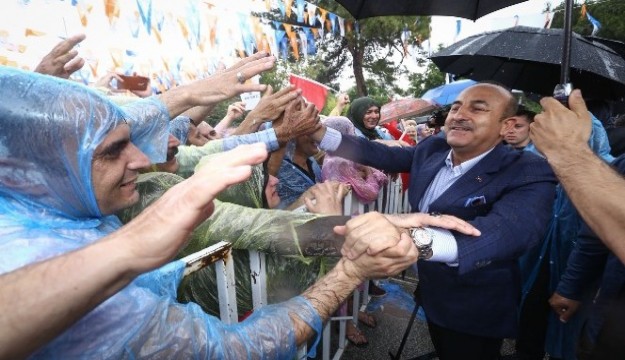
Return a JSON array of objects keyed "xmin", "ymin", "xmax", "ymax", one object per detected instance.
[{"xmin": 410, "ymin": 227, "xmax": 433, "ymax": 260}]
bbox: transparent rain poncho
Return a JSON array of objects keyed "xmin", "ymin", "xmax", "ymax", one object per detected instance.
[
  {"xmin": 0, "ymin": 67, "xmax": 321, "ymax": 359},
  {"xmin": 321, "ymin": 116, "xmax": 388, "ymax": 202}
]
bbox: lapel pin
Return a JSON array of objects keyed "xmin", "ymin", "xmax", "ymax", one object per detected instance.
[{"xmin": 476, "ymin": 176, "xmax": 482, "ymax": 182}]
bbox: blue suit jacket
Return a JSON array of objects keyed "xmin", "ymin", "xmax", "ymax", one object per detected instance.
[{"xmin": 334, "ymin": 134, "xmax": 557, "ymax": 337}]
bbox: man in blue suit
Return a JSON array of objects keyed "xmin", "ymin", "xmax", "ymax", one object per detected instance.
[{"xmin": 312, "ymin": 83, "xmax": 557, "ymax": 359}]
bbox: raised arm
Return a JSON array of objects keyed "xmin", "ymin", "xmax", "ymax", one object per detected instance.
[
  {"xmin": 531, "ymin": 90, "xmax": 625, "ymax": 264},
  {"xmin": 0, "ymin": 144, "xmax": 267, "ymax": 359}
]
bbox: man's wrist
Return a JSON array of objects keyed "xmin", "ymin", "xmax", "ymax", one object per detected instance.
[{"xmin": 335, "ymin": 258, "xmax": 367, "ymax": 285}]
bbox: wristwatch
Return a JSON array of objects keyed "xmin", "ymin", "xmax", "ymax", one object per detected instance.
[{"xmin": 410, "ymin": 227, "xmax": 433, "ymax": 260}]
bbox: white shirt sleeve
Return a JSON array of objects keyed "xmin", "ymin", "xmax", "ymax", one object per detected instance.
[{"xmin": 427, "ymin": 227, "xmax": 459, "ymax": 266}]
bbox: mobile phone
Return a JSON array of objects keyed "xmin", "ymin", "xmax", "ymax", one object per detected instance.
[{"xmin": 116, "ymin": 74, "xmax": 149, "ymax": 91}]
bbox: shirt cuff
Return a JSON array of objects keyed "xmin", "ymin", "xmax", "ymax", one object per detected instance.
[
  {"xmin": 427, "ymin": 227, "xmax": 459, "ymax": 265},
  {"xmin": 318, "ymin": 127, "xmax": 342, "ymax": 152}
]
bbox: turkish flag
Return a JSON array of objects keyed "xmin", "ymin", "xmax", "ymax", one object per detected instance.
[{"xmin": 289, "ymin": 74, "xmax": 329, "ymax": 111}]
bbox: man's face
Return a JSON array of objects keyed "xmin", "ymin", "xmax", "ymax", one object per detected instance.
[
  {"xmin": 296, "ymin": 134, "xmax": 319, "ymax": 157},
  {"xmin": 154, "ymin": 134, "xmax": 181, "ymax": 173},
  {"xmin": 264, "ymin": 175, "xmax": 281, "ymax": 209},
  {"xmin": 444, "ymin": 84, "xmax": 513, "ymax": 162},
  {"xmin": 91, "ymin": 124, "xmax": 150, "ymax": 215},
  {"xmin": 362, "ymin": 105, "xmax": 380, "ymax": 130},
  {"xmin": 503, "ymin": 115, "xmax": 532, "ymax": 148}
]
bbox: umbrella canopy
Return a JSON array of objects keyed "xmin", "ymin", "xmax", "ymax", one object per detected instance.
[
  {"xmin": 422, "ymin": 79, "xmax": 477, "ymax": 105},
  {"xmin": 333, "ymin": 0, "xmax": 528, "ymax": 21},
  {"xmin": 430, "ymin": 26, "xmax": 625, "ymax": 100},
  {"xmin": 379, "ymin": 98, "xmax": 438, "ymax": 124}
]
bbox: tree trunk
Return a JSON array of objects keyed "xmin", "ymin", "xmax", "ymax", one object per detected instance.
[{"xmin": 349, "ymin": 44, "xmax": 367, "ymax": 97}]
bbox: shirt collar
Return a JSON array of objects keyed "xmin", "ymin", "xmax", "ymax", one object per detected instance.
[{"xmin": 444, "ymin": 146, "xmax": 496, "ymax": 174}]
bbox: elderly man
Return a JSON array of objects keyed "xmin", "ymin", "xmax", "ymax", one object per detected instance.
[
  {"xmin": 0, "ymin": 62, "xmax": 421, "ymax": 360},
  {"xmin": 313, "ymin": 82, "xmax": 557, "ymax": 359}
]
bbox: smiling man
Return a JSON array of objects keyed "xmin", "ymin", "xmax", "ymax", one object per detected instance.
[{"xmin": 312, "ymin": 82, "xmax": 558, "ymax": 359}]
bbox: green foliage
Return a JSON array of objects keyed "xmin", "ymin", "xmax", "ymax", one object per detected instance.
[
  {"xmin": 407, "ymin": 61, "xmax": 446, "ymax": 98},
  {"xmin": 550, "ymin": 0, "xmax": 625, "ymax": 41},
  {"xmin": 303, "ymin": 1, "xmax": 432, "ymax": 97},
  {"xmin": 346, "ymin": 79, "xmax": 392, "ymax": 107}
]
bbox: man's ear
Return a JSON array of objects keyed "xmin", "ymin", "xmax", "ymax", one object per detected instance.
[{"xmin": 501, "ymin": 117, "xmax": 516, "ymax": 136}]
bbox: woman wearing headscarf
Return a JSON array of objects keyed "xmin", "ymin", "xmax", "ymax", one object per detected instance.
[{"xmin": 348, "ymin": 97, "xmax": 394, "ymax": 141}]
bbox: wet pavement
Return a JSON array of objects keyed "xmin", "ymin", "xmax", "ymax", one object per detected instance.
[{"xmin": 312, "ymin": 273, "xmax": 516, "ymax": 360}]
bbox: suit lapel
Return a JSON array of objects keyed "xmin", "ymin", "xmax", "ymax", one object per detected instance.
[
  {"xmin": 412, "ymin": 150, "xmax": 448, "ymax": 210},
  {"xmin": 428, "ymin": 144, "xmax": 508, "ymax": 211}
]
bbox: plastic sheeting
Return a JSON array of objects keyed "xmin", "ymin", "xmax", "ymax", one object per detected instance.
[
  {"xmin": 322, "ymin": 116, "xmax": 388, "ymax": 202},
  {"xmin": 118, "ymin": 169, "xmax": 342, "ymax": 317},
  {"xmin": 0, "ymin": 67, "xmax": 322, "ymax": 359}
]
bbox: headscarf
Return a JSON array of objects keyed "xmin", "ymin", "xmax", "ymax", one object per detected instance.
[
  {"xmin": 321, "ymin": 116, "xmax": 388, "ymax": 202},
  {"xmin": 348, "ymin": 97, "xmax": 381, "ymax": 140}
]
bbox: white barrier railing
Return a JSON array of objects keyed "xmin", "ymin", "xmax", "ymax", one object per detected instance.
[{"xmin": 180, "ymin": 175, "xmax": 412, "ymax": 359}]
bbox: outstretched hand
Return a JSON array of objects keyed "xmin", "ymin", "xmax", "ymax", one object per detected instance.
[
  {"xmin": 384, "ymin": 213, "xmax": 480, "ymax": 237},
  {"xmin": 34, "ymin": 33, "xmax": 86, "ymax": 79},
  {"xmin": 303, "ymin": 181, "xmax": 350, "ymax": 215},
  {"xmin": 245, "ymin": 85, "xmax": 302, "ymax": 125},
  {"xmin": 116, "ymin": 143, "xmax": 268, "ymax": 271},
  {"xmin": 274, "ymin": 99, "xmax": 321, "ymax": 144},
  {"xmin": 159, "ymin": 52, "xmax": 276, "ymax": 118},
  {"xmin": 530, "ymin": 89, "xmax": 592, "ymax": 159}
]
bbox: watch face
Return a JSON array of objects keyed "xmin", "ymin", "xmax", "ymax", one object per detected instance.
[{"xmin": 412, "ymin": 228, "xmax": 433, "ymax": 246}]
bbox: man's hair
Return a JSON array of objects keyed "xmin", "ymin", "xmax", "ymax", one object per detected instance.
[
  {"xmin": 477, "ymin": 80, "xmax": 518, "ymax": 119},
  {"xmin": 515, "ymin": 105, "xmax": 536, "ymax": 123}
]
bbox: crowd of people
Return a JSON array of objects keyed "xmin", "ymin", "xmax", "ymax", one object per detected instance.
[{"xmin": 0, "ymin": 32, "xmax": 624, "ymax": 360}]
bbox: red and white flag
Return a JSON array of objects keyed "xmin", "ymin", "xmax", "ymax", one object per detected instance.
[{"xmin": 288, "ymin": 74, "xmax": 330, "ymax": 111}]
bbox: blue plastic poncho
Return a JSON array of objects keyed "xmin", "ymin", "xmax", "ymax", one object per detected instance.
[
  {"xmin": 0, "ymin": 67, "xmax": 321, "ymax": 359},
  {"xmin": 520, "ymin": 114, "xmax": 614, "ymax": 359}
]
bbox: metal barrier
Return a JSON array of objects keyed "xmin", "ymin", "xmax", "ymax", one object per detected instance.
[{"xmin": 180, "ymin": 175, "xmax": 412, "ymax": 359}]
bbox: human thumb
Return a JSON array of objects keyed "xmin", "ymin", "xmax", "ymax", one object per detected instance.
[{"xmin": 567, "ymin": 89, "xmax": 588, "ymax": 116}]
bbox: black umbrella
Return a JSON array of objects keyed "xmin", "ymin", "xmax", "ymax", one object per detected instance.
[
  {"xmin": 430, "ymin": 26, "xmax": 625, "ymax": 100},
  {"xmin": 333, "ymin": 0, "xmax": 528, "ymax": 21}
]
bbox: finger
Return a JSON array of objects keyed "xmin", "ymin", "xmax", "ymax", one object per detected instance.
[
  {"xmin": 261, "ymin": 85, "xmax": 275, "ymax": 98},
  {"xmin": 63, "ymin": 57, "xmax": 85, "ymax": 75},
  {"xmin": 55, "ymin": 49, "xmax": 80, "ymax": 67},
  {"xmin": 229, "ymin": 51, "xmax": 269, "ymax": 71},
  {"xmin": 50, "ymin": 33, "xmax": 86, "ymax": 56},
  {"xmin": 196, "ymin": 143, "xmax": 267, "ymax": 175},
  {"xmin": 271, "ymin": 85, "xmax": 296, "ymax": 99},
  {"xmin": 567, "ymin": 89, "xmax": 588, "ymax": 117},
  {"xmin": 237, "ymin": 55, "xmax": 275, "ymax": 78},
  {"xmin": 303, "ymin": 196, "xmax": 315, "ymax": 211}
]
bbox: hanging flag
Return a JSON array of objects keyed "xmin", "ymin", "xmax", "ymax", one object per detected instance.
[
  {"xmin": 307, "ymin": 4, "xmax": 317, "ymax": 26},
  {"xmin": 289, "ymin": 74, "xmax": 329, "ymax": 111},
  {"xmin": 453, "ymin": 20, "xmax": 461, "ymax": 42},
  {"xmin": 586, "ymin": 11, "xmax": 602, "ymax": 36}
]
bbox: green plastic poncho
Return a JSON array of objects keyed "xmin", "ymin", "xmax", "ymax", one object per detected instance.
[{"xmin": 119, "ymin": 164, "xmax": 345, "ymax": 317}]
